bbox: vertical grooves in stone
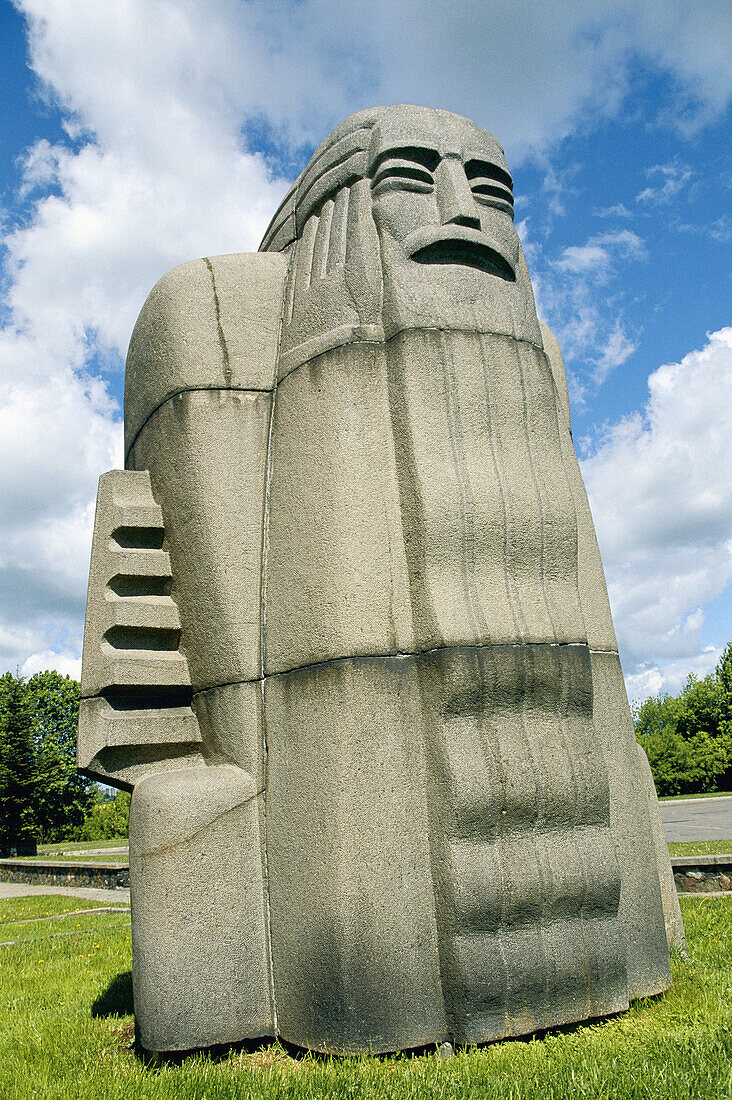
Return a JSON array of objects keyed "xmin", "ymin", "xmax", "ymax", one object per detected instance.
[
  {"xmin": 436, "ymin": 331, "xmax": 486, "ymax": 643},
  {"xmin": 514, "ymin": 340, "xmax": 556, "ymax": 638},
  {"xmin": 295, "ymin": 214, "xmax": 318, "ymax": 299},
  {"xmin": 477, "ymin": 332, "xmax": 525, "ymax": 640},
  {"xmin": 384, "ymin": 338, "xmax": 442, "ymax": 647},
  {"xmin": 311, "ymin": 199, "xmax": 334, "ymax": 282},
  {"xmin": 514, "ymin": 643, "xmax": 553, "ymax": 1028},
  {"xmin": 327, "ymin": 188, "xmax": 349, "ymax": 273},
  {"xmin": 421, "ymin": 641, "xmax": 625, "ymax": 1043}
]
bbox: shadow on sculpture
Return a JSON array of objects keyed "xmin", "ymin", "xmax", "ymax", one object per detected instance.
[{"xmin": 78, "ymin": 104, "xmax": 685, "ymax": 1056}]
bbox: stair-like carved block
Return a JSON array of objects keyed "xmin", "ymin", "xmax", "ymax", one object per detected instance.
[{"xmin": 79, "ymin": 470, "xmax": 202, "ymax": 789}]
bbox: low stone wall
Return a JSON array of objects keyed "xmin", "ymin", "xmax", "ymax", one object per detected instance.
[
  {"xmin": 0, "ymin": 858, "xmax": 129, "ymax": 890},
  {"xmin": 0, "ymin": 855, "xmax": 728, "ymax": 896},
  {"xmin": 672, "ymin": 855, "xmax": 732, "ymax": 895}
]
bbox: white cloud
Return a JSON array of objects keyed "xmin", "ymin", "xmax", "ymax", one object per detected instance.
[
  {"xmin": 1, "ymin": 1, "xmax": 290, "ymax": 673},
  {"xmin": 2, "ymin": 0, "xmax": 731, "ymax": 676},
  {"xmin": 677, "ymin": 214, "xmax": 732, "ymax": 245},
  {"xmin": 636, "ymin": 162, "xmax": 693, "ymax": 205},
  {"xmin": 18, "ymin": 1, "xmax": 732, "ymax": 164},
  {"xmin": 554, "ymin": 229, "xmax": 646, "ymax": 279},
  {"xmin": 625, "ymin": 646, "xmax": 720, "ymax": 704},
  {"xmin": 21, "ymin": 650, "xmax": 82, "ymax": 680},
  {"xmin": 593, "ymin": 320, "xmax": 638, "ymax": 385},
  {"xmin": 595, "ymin": 203, "xmax": 634, "ymax": 219},
  {"xmin": 582, "ymin": 327, "xmax": 732, "ymax": 685},
  {"xmin": 533, "ymin": 230, "xmax": 646, "ymax": 401},
  {"xmin": 0, "ymin": 326, "xmax": 122, "ymax": 671}
]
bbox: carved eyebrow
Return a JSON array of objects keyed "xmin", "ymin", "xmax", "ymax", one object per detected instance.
[
  {"xmin": 371, "ymin": 159, "xmax": 435, "ymax": 190},
  {"xmin": 370, "ymin": 145, "xmax": 441, "ymax": 176},
  {"xmin": 464, "ymin": 159, "xmax": 513, "ymax": 192}
]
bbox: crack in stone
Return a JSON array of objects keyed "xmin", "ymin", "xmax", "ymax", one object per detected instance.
[
  {"xmin": 204, "ymin": 256, "xmax": 232, "ymax": 386},
  {"xmin": 182, "ymin": 642, "xmax": 621, "ymax": 696},
  {"xmin": 136, "ymin": 788, "xmax": 265, "ymax": 860}
]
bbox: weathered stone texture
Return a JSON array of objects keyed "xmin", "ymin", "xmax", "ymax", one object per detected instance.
[
  {"xmin": 124, "ymin": 252, "xmax": 286, "ymax": 454},
  {"xmin": 79, "ymin": 103, "xmax": 681, "ymax": 1055},
  {"xmin": 129, "ymin": 766, "xmax": 272, "ymax": 1053}
]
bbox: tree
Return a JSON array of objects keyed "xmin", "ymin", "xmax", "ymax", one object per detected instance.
[
  {"xmin": 77, "ymin": 787, "xmax": 131, "ymax": 841},
  {"xmin": 0, "ymin": 673, "xmax": 38, "ymax": 855},
  {"xmin": 716, "ymin": 641, "xmax": 732, "ymax": 740},
  {"xmin": 25, "ymin": 671, "xmax": 95, "ymax": 843},
  {"xmin": 634, "ymin": 692, "xmax": 693, "ymax": 796},
  {"xmin": 635, "ymin": 641, "xmax": 732, "ymax": 796}
]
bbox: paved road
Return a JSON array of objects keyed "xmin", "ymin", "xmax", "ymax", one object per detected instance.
[{"xmin": 660, "ymin": 795, "xmax": 732, "ymax": 842}]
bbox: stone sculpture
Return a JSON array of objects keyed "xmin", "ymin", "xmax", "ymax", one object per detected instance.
[{"xmin": 79, "ymin": 105, "xmax": 684, "ymax": 1055}]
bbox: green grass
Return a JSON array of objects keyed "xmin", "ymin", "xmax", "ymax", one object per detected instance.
[
  {"xmin": 1, "ymin": 894, "xmax": 731, "ymax": 1099},
  {"xmin": 659, "ymin": 790, "xmax": 732, "ymax": 801},
  {"xmin": 35, "ymin": 840, "xmax": 129, "ymax": 855},
  {"xmin": 1, "ymin": 903, "xmax": 128, "ymax": 945},
  {"xmin": 668, "ymin": 840, "xmax": 732, "ymax": 857},
  {"xmin": 12, "ymin": 852, "xmax": 130, "ymax": 864},
  {"xmin": 0, "ymin": 895, "xmax": 122, "ymax": 923},
  {"xmin": 7, "ymin": 840, "xmax": 130, "ymax": 865}
]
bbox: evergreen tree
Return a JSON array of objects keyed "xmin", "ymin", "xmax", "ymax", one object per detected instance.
[
  {"xmin": 0, "ymin": 672, "xmax": 38, "ymax": 855},
  {"xmin": 25, "ymin": 671, "xmax": 94, "ymax": 842},
  {"xmin": 716, "ymin": 641, "xmax": 732, "ymax": 738}
]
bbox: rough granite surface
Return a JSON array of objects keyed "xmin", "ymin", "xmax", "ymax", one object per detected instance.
[{"xmin": 79, "ymin": 103, "xmax": 682, "ymax": 1055}]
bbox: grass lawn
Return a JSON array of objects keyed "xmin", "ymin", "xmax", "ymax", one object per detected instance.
[
  {"xmin": 6, "ymin": 840, "xmax": 130, "ymax": 865},
  {"xmin": 1, "ymin": 894, "xmax": 731, "ymax": 1099},
  {"xmin": 668, "ymin": 840, "xmax": 732, "ymax": 857},
  {"xmin": 36, "ymin": 840, "xmax": 129, "ymax": 855},
  {"xmin": 11, "ymin": 852, "xmax": 130, "ymax": 864}
]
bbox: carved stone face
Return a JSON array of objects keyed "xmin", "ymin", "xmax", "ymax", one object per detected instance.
[
  {"xmin": 367, "ymin": 105, "xmax": 540, "ymax": 343},
  {"xmin": 368, "ymin": 107, "xmax": 518, "ymax": 282},
  {"xmin": 270, "ymin": 105, "xmax": 543, "ymax": 368}
]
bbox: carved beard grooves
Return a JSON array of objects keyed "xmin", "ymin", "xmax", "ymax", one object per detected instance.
[
  {"xmin": 260, "ymin": 109, "xmax": 630, "ymax": 1047},
  {"xmin": 261, "ymin": 105, "xmax": 582, "ymax": 669}
]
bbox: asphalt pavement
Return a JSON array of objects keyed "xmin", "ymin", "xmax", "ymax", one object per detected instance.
[{"xmin": 659, "ymin": 794, "xmax": 732, "ymax": 842}]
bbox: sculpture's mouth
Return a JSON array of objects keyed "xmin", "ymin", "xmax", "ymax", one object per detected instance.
[{"xmin": 406, "ymin": 225, "xmax": 516, "ymax": 281}]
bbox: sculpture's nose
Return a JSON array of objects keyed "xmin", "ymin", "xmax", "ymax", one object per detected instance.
[{"xmin": 436, "ymin": 158, "xmax": 481, "ymax": 230}]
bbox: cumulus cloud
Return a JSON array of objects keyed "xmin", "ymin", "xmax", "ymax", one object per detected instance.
[
  {"xmin": 21, "ymin": 650, "xmax": 82, "ymax": 680},
  {"xmin": 582, "ymin": 328, "xmax": 732, "ymax": 693},
  {"xmin": 0, "ymin": 326, "xmax": 122, "ymax": 671},
  {"xmin": 624, "ymin": 647, "xmax": 721, "ymax": 705},
  {"xmin": 0, "ymin": 1, "xmax": 290, "ymax": 673},
  {"xmin": 2, "ymin": 0, "xmax": 731, "ymax": 676}
]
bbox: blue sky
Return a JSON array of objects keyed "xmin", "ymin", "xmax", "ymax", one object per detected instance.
[{"xmin": 0, "ymin": 0, "xmax": 730, "ymax": 699}]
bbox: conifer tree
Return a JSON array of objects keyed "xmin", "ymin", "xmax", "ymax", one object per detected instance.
[{"xmin": 0, "ymin": 672, "xmax": 38, "ymax": 855}]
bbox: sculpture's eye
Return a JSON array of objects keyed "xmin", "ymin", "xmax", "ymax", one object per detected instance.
[
  {"xmin": 371, "ymin": 159, "xmax": 435, "ymax": 195},
  {"xmin": 465, "ymin": 160, "xmax": 514, "ymax": 219},
  {"xmin": 371, "ymin": 147, "xmax": 440, "ymax": 196}
]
